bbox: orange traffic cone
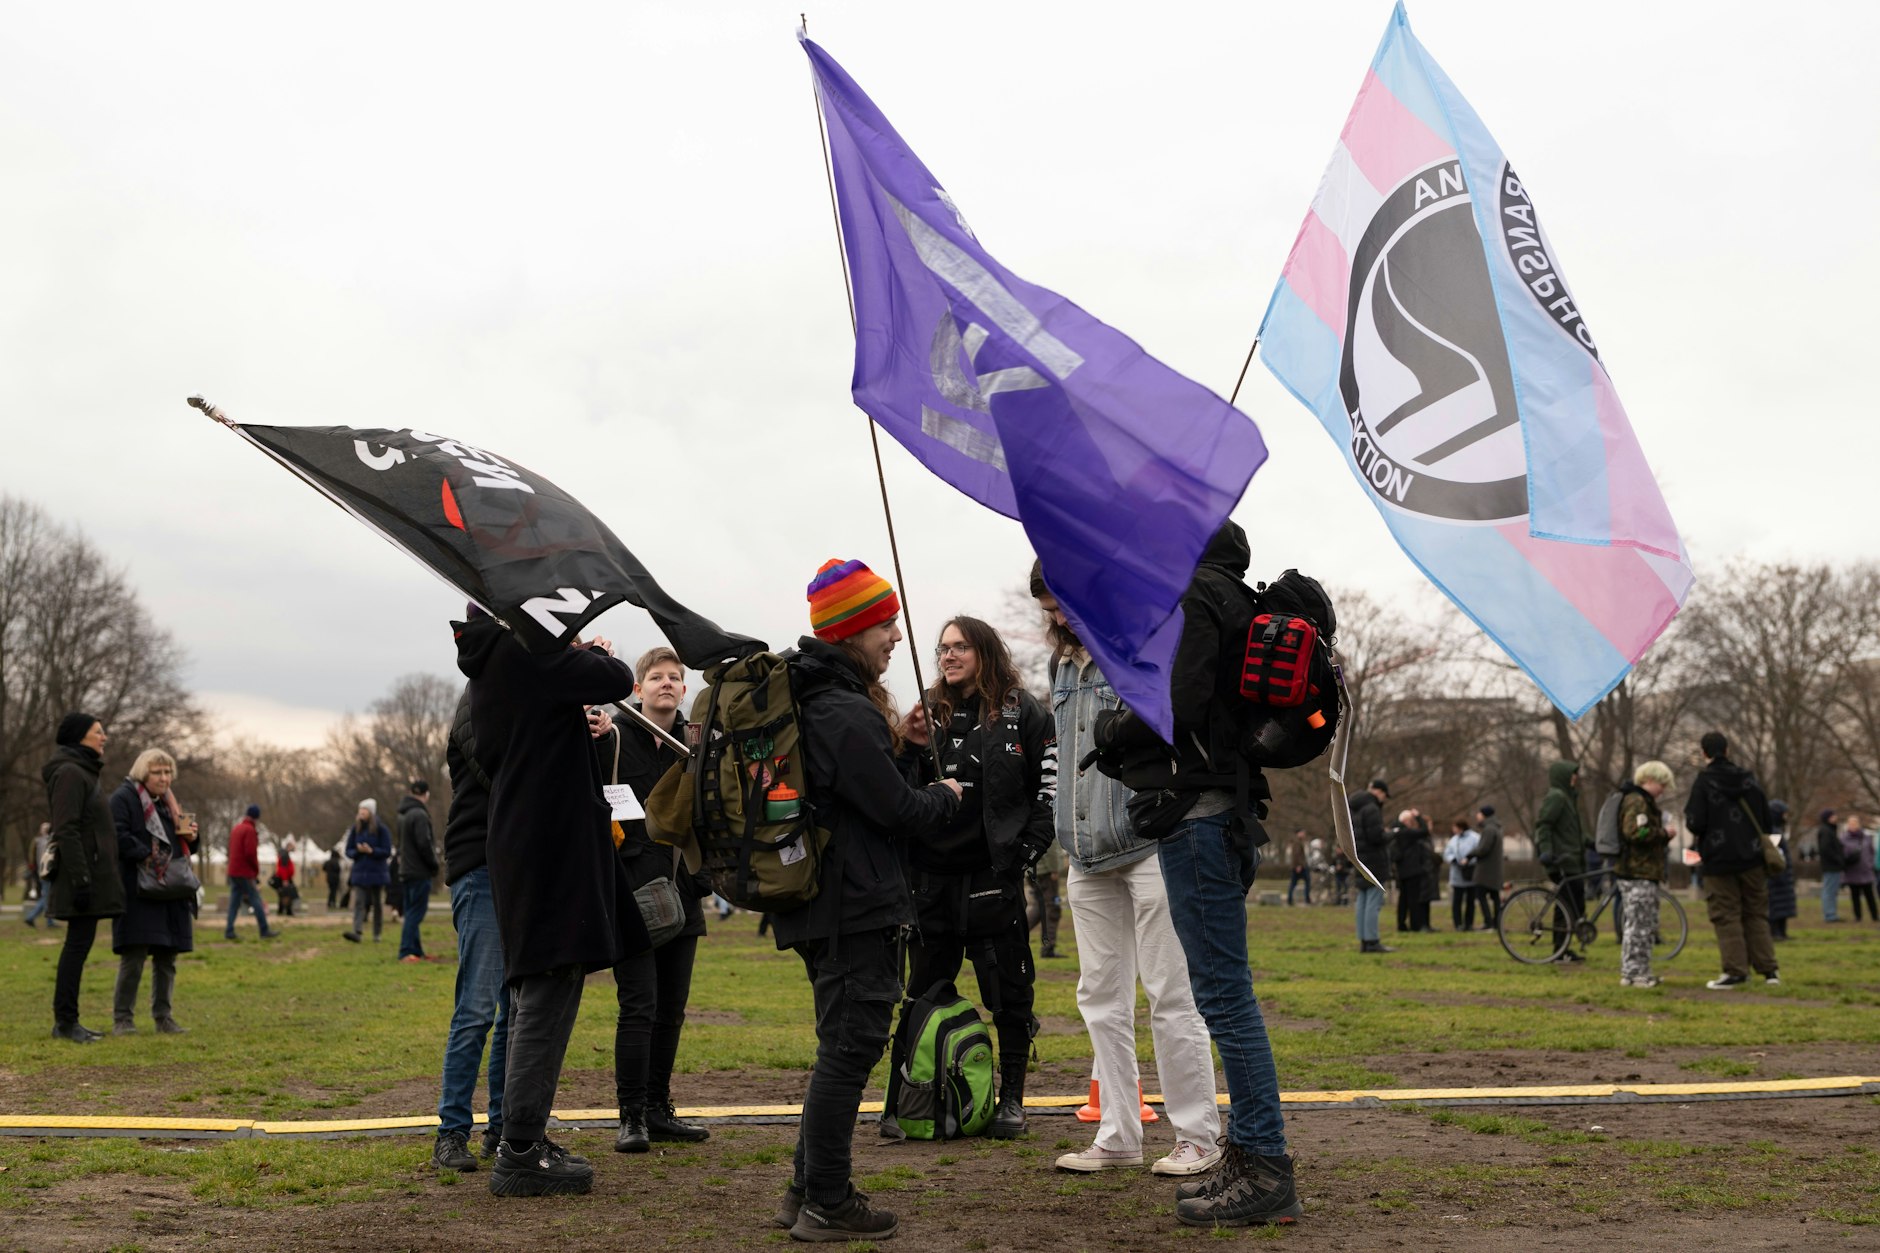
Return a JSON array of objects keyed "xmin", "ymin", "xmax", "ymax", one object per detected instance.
[{"xmin": 1075, "ymin": 1079, "xmax": 1159, "ymax": 1123}]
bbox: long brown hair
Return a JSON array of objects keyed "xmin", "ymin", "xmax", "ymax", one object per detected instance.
[
  {"xmin": 925, "ymin": 616, "xmax": 1022, "ymax": 730},
  {"xmin": 1029, "ymin": 558, "xmax": 1081, "ymax": 659},
  {"xmin": 837, "ymin": 638, "xmax": 906, "ymax": 755}
]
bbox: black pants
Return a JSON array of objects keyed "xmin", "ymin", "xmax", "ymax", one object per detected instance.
[
  {"xmin": 54, "ymin": 915, "xmax": 101, "ymax": 1028},
  {"xmin": 326, "ymin": 878, "xmax": 340, "ymax": 909},
  {"xmin": 114, "ymin": 945, "xmax": 179, "ymax": 1024},
  {"xmin": 1472, "ymin": 883, "xmax": 1500, "ymax": 928},
  {"xmin": 1549, "ymin": 871, "xmax": 1587, "ymax": 951},
  {"xmin": 1851, "ymin": 882, "xmax": 1879, "ymax": 921},
  {"xmin": 1451, "ymin": 882, "xmax": 1478, "ymax": 930},
  {"xmin": 791, "ymin": 928, "xmax": 901, "ymax": 1208},
  {"xmin": 1397, "ymin": 876, "xmax": 1430, "ymax": 931},
  {"xmin": 613, "ymin": 934, "xmax": 699, "ymax": 1110},
  {"xmin": 908, "ymin": 870, "xmax": 1037, "ymax": 1071},
  {"xmin": 502, "ymin": 964, "xmax": 586, "ymax": 1145}
]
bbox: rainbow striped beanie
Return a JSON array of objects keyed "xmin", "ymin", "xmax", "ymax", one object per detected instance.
[{"xmin": 807, "ymin": 558, "xmax": 900, "ymax": 642}]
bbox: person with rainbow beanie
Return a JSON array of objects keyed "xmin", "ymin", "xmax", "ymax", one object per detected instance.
[{"xmin": 771, "ymin": 558, "xmax": 962, "ymax": 1244}]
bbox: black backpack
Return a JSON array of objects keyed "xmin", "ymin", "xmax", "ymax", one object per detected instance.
[{"xmin": 1219, "ymin": 569, "xmax": 1342, "ymax": 769}]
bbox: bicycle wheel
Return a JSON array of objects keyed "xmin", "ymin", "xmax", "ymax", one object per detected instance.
[
  {"xmin": 1651, "ymin": 885, "xmax": 1689, "ymax": 962},
  {"xmin": 1498, "ymin": 887, "xmax": 1571, "ymax": 964}
]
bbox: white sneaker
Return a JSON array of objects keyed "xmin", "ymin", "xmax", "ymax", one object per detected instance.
[
  {"xmin": 1054, "ymin": 1143, "xmax": 1144, "ymax": 1173},
  {"xmin": 1620, "ymin": 975, "xmax": 1662, "ymax": 988},
  {"xmin": 1764, "ymin": 974, "xmax": 1781, "ymax": 986},
  {"xmin": 1152, "ymin": 1141, "xmax": 1224, "ymax": 1176}
]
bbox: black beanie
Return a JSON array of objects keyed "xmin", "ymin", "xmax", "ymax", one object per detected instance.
[{"xmin": 56, "ymin": 712, "xmax": 99, "ymax": 747}]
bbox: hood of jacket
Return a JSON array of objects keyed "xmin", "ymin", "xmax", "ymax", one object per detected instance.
[
  {"xmin": 788, "ymin": 635, "xmax": 869, "ymax": 697},
  {"xmin": 1197, "ymin": 521, "xmax": 1251, "ymax": 581},
  {"xmin": 453, "ymin": 614, "xmax": 505, "ymax": 680},
  {"xmin": 397, "ymin": 794, "xmax": 428, "ymax": 820},
  {"xmin": 42, "ymin": 743, "xmax": 102, "ymax": 787},
  {"xmin": 1546, "ymin": 760, "xmax": 1580, "ymax": 792},
  {"xmin": 1699, "ymin": 757, "xmax": 1756, "ymax": 799}
]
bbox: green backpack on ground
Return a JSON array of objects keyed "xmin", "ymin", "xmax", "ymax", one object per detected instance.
[
  {"xmin": 883, "ymin": 980, "xmax": 996, "ymax": 1141},
  {"xmin": 644, "ymin": 651, "xmax": 832, "ymax": 912}
]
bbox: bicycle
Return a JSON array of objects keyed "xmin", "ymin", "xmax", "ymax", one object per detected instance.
[{"xmin": 1496, "ymin": 870, "xmax": 1688, "ymax": 965}]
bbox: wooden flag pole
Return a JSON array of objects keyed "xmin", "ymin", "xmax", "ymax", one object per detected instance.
[{"xmin": 802, "ymin": 16, "xmax": 944, "ymax": 776}]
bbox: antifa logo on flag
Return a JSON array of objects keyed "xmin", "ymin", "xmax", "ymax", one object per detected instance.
[
  {"xmin": 1339, "ymin": 159, "xmax": 1526, "ymax": 525},
  {"xmin": 1497, "ymin": 166, "xmax": 1601, "ymax": 361}
]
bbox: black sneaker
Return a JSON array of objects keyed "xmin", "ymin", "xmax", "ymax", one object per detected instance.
[
  {"xmin": 789, "ymin": 1189, "xmax": 898, "ymax": 1242},
  {"xmin": 773, "ymin": 1184, "xmax": 806, "ymax": 1230},
  {"xmin": 51, "ymin": 1023, "xmax": 97, "ymax": 1044},
  {"xmin": 646, "ymin": 1100, "xmax": 710, "ymax": 1142},
  {"xmin": 154, "ymin": 1018, "xmax": 187, "ymax": 1035},
  {"xmin": 480, "ymin": 1126, "xmax": 502, "ymax": 1158},
  {"xmin": 1705, "ymin": 973, "xmax": 1748, "ymax": 990},
  {"xmin": 432, "ymin": 1129, "xmax": 477, "ymax": 1172},
  {"xmin": 488, "ymin": 1139, "xmax": 594, "ymax": 1197},
  {"xmin": 1174, "ymin": 1146, "xmax": 1303, "ymax": 1227},
  {"xmin": 341, "ymin": 931, "xmax": 361, "ymax": 944}
]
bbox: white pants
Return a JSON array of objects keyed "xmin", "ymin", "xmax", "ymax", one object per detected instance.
[{"xmin": 1067, "ymin": 856, "xmax": 1221, "ymax": 1153}]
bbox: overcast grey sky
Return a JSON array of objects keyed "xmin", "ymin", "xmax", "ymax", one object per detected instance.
[{"xmin": 2, "ymin": 1, "xmax": 1874, "ymax": 746}]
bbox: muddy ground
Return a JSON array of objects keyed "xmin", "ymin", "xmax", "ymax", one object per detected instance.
[{"xmin": 4, "ymin": 1049, "xmax": 1877, "ymax": 1251}]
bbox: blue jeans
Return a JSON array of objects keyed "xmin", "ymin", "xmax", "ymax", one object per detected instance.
[
  {"xmin": 24, "ymin": 889, "xmax": 52, "ymax": 925},
  {"xmin": 224, "ymin": 877, "xmax": 271, "ymax": 937},
  {"xmin": 1820, "ymin": 869, "xmax": 1842, "ymax": 921},
  {"xmin": 1157, "ymin": 812, "xmax": 1288, "ymax": 1156},
  {"xmin": 437, "ymin": 868, "xmax": 508, "ymax": 1137},
  {"xmin": 1354, "ymin": 883, "xmax": 1383, "ymax": 942},
  {"xmin": 399, "ymin": 878, "xmax": 432, "ymax": 959}
]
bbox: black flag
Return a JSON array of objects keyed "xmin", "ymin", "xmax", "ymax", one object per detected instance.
[{"xmin": 231, "ymin": 420, "xmax": 760, "ymax": 666}]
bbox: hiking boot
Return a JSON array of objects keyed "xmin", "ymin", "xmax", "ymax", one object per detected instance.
[
  {"xmin": 988, "ymin": 1094, "xmax": 1028, "ymax": 1139},
  {"xmin": 1055, "ymin": 1142, "xmax": 1144, "ymax": 1172},
  {"xmin": 154, "ymin": 1017, "xmax": 187, "ymax": 1034},
  {"xmin": 488, "ymin": 1139, "xmax": 593, "ymax": 1197},
  {"xmin": 646, "ymin": 1100, "xmax": 710, "ymax": 1142},
  {"xmin": 789, "ymin": 1189, "xmax": 898, "ymax": 1242},
  {"xmin": 432, "ymin": 1129, "xmax": 477, "ymax": 1172},
  {"xmin": 1174, "ymin": 1145, "xmax": 1303, "ymax": 1227},
  {"xmin": 773, "ymin": 1184, "xmax": 806, "ymax": 1230},
  {"xmin": 1706, "ymin": 973, "xmax": 1747, "ymax": 990},
  {"xmin": 615, "ymin": 1109, "xmax": 650, "ymax": 1153},
  {"xmin": 1153, "ymin": 1141, "xmax": 1223, "ymax": 1176},
  {"xmin": 51, "ymin": 1023, "xmax": 99, "ymax": 1044}
]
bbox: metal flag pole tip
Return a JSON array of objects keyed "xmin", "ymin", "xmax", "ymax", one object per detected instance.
[{"xmin": 187, "ymin": 395, "xmax": 235, "ymax": 427}]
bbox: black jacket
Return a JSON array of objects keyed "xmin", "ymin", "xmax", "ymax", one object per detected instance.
[
  {"xmin": 1348, "ymin": 790, "xmax": 1388, "ymax": 878},
  {"xmin": 107, "ymin": 779, "xmax": 194, "ymax": 953},
  {"xmin": 770, "ymin": 637, "xmax": 958, "ymax": 948},
  {"xmin": 1817, "ymin": 820, "xmax": 1845, "ymax": 871},
  {"xmin": 454, "ymin": 614, "xmax": 644, "ymax": 982},
  {"xmin": 396, "ymin": 794, "xmax": 439, "ymax": 881},
  {"xmin": 602, "ymin": 710, "xmax": 709, "ymax": 938},
  {"xmin": 43, "ymin": 745, "xmax": 126, "ymax": 920},
  {"xmin": 443, "ymin": 685, "xmax": 492, "ymax": 887},
  {"xmin": 906, "ymin": 688, "xmax": 1057, "ymax": 875},
  {"xmin": 1390, "ymin": 820, "xmax": 1434, "ymax": 881},
  {"xmin": 1684, "ymin": 756, "xmax": 1770, "ymax": 877}
]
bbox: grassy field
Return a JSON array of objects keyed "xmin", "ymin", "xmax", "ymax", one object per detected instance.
[{"xmin": 2, "ymin": 890, "xmax": 1877, "ymax": 1248}]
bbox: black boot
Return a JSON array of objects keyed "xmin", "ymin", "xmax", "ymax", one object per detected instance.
[
  {"xmin": 614, "ymin": 1108, "xmax": 649, "ymax": 1153},
  {"xmin": 1174, "ymin": 1145, "xmax": 1303, "ymax": 1227},
  {"xmin": 645, "ymin": 1100, "xmax": 710, "ymax": 1142},
  {"xmin": 988, "ymin": 1064, "xmax": 1028, "ymax": 1139},
  {"xmin": 1360, "ymin": 939, "xmax": 1396, "ymax": 954}
]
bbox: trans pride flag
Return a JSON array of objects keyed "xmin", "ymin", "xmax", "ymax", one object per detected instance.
[
  {"xmin": 803, "ymin": 34, "xmax": 1267, "ymax": 740},
  {"xmin": 1258, "ymin": 3, "xmax": 1692, "ymax": 718}
]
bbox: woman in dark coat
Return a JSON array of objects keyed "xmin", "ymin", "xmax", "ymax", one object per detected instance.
[
  {"xmin": 43, "ymin": 712, "xmax": 127, "ymax": 1042},
  {"xmin": 109, "ymin": 749, "xmax": 198, "ymax": 1033},
  {"xmin": 341, "ymin": 801, "xmax": 394, "ymax": 942},
  {"xmin": 1765, "ymin": 800, "xmax": 1797, "ymax": 940},
  {"xmin": 1390, "ymin": 812, "xmax": 1435, "ymax": 933}
]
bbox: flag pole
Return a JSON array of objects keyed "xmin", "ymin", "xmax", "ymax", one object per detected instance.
[
  {"xmin": 1227, "ymin": 335, "xmax": 1261, "ymax": 407},
  {"xmin": 185, "ymin": 395, "xmax": 693, "ymax": 758},
  {"xmin": 803, "ymin": 16, "xmax": 944, "ymax": 774}
]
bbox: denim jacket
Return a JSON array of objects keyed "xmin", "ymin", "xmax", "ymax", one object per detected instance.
[{"xmin": 1051, "ymin": 652, "xmax": 1157, "ymax": 874}]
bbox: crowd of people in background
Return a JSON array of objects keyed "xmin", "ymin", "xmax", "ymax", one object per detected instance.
[{"xmin": 18, "ymin": 531, "xmax": 1880, "ymax": 1243}]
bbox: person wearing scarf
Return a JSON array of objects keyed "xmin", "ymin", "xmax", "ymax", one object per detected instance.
[{"xmin": 108, "ymin": 748, "xmax": 199, "ymax": 1033}]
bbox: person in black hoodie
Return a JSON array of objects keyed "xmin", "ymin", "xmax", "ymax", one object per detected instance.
[
  {"xmin": 453, "ymin": 607, "xmax": 645, "ymax": 1197},
  {"xmin": 1684, "ymin": 730, "xmax": 1778, "ymax": 989},
  {"xmin": 1390, "ymin": 810, "xmax": 1435, "ymax": 933},
  {"xmin": 1348, "ymin": 780, "xmax": 1391, "ymax": 953},
  {"xmin": 772, "ymin": 558, "xmax": 960, "ymax": 1244},
  {"xmin": 1816, "ymin": 807, "xmax": 1845, "ymax": 922},
  {"xmin": 897, "ymin": 615, "xmax": 1057, "ymax": 1141},
  {"xmin": 1084, "ymin": 522, "xmax": 1304, "ymax": 1229},
  {"xmin": 396, "ymin": 781, "xmax": 439, "ymax": 962},
  {"xmin": 605, "ymin": 645, "xmax": 715, "ymax": 1153},
  {"xmin": 43, "ymin": 712, "xmax": 127, "ymax": 1042}
]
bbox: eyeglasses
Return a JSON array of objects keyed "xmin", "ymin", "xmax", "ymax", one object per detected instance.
[{"xmin": 935, "ymin": 642, "xmax": 975, "ymax": 657}]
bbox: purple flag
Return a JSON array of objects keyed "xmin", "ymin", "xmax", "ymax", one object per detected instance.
[{"xmin": 803, "ymin": 34, "xmax": 1267, "ymax": 739}]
